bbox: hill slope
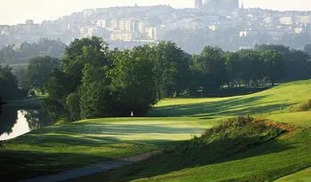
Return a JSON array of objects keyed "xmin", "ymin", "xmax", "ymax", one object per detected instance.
[
  {"xmin": 1, "ymin": 80, "xmax": 311, "ymax": 181},
  {"xmin": 149, "ymin": 80, "xmax": 311, "ymax": 120},
  {"xmin": 76, "ymin": 80, "xmax": 311, "ymax": 181}
]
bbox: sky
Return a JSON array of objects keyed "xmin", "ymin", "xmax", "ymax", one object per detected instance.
[{"xmin": 0, "ymin": 0, "xmax": 311, "ymax": 25}]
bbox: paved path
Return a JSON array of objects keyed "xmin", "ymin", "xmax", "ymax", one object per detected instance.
[{"xmin": 21, "ymin": 150, "xmax": 162, "ymax": 182}]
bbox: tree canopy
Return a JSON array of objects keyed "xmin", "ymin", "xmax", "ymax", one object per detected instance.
[
  {"xmin": 23, "ymin": 56, "xmax": 60, "ymax": 92},
  {"xmin": 41, "ymin": 37, "xmax": 311, "ymax": 121},
  {"xmin": 0, "ymin": 66, "xmax": 25, "ymax": 101}
]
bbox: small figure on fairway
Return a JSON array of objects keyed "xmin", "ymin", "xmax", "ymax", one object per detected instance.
[
  {"xmin": 280, "ymin": 106, "xmax": 284, "ymax": 112},
  {"xmin": 131, "ymin": 111, "xmax": 134, "ymax": 117}
]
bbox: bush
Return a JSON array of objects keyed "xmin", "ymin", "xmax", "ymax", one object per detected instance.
[
  {"xmin": 191, "ymin": 116, "xmax": 283, "ymax": 149},
  {"xmin": 298, "ymin": 99, "xmax": 311, "ymax": 111},
  {"xmin": 290, "ymin": 99, "xmax": 311, "ymax": 112}
]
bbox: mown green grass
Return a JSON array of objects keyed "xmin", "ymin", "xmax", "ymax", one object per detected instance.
[
  {"xmin": 1, "ymin": 80, "xmax": 311, "ymax": 181},
  {"xmin": 74, "ymin": 80, "xmax": 311, "ymax": 182},
  {"xmin": 75, "ymin": 124, "xmax": 311, "ymax": 182},
  {"xmin": 0, "ymin": 117, "xmax": 208, "ymax": 181},
  {"xmin": 275, "ymin": 167, "xmax": 311, "ymax": 182},
  {"xmin": 150, "ymin": 80, "xmax": 311, "ymax": 119}
]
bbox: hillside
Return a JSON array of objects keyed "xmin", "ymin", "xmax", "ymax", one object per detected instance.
[
  {"xmin": 73, "ymin": 80, "xmax": 311, "ymax": 181},
  {"xmin": 149, "ymin": 80, "xmax": 311, "ymax": 119},
  {"xmin": 1, "ymin": 80, "xmax": 311, "ymax": 181}
]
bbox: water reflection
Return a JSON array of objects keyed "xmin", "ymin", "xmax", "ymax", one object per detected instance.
[{"xmin": 0, "ymin": 108, "xmax": 52, "ymax": 141}]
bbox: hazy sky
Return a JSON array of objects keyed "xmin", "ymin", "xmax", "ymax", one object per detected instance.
[{"xmin": 0, "ymin": 0, "xmax": 311, "ymax": 25}]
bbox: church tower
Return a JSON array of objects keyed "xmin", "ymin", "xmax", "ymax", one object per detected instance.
[{"xmin": 195, "ymin": 0, "xmax": 203, "ymax": 10}]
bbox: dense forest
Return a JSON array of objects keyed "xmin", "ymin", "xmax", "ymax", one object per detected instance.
[
  {"xmin": 0, "ymin": 66, "xmax": 25, "ymax": 101},
  {"xmin": 1, "ymin": 36, "xmax": 311, "ymax": 121},
  {"xmin": 0, "ymin": 38, "xmax": 66, "ymax": 65}
]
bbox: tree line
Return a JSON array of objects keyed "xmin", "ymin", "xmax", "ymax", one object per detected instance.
[
  {"xmin": 0, "ymin": 66, "xmax": 25, "ymax": 102},
  {"xmin": 16, "ymin": 36, "xmax": 311, "ymax": 121},
  {"xmin": 0, "ymin": 38, "xmax": 66, "ymax": 65}
]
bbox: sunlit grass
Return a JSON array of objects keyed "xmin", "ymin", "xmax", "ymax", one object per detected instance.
[
  {"xmin": 149, "ymin": 80, "xmax": 311, "ymax": 119},
  {"xmin": 1, "ymin": 79, "xmax": 311, "ymax": 181},
  {"xmin": 274, "ymin": 167, "xmax": 311, "ymax": 182},
  {"xmin": 0, "ymin": 117, "xmax": 209, "ymax": 180}
]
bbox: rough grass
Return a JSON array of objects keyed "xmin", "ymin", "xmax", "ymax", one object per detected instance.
[
  {"xmin": 75, "ymin": 126, "xmax": 310, "ymax": 182},
  {"xmin": 290, "ymin": 99, "xmax": 311, "ymax": 112}
]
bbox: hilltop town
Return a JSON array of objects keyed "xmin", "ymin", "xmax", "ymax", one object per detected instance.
[{"xmin": 0, "ymin": 0, "xmax": 311, "ymax": 53}]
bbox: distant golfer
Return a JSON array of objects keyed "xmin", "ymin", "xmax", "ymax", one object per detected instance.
[{"xmin": 131, "ymin": 111, "xmax": 134, "ymax": 117}]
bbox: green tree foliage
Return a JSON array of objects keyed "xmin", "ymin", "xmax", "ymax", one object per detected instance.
[
  {"xmin": 66, "ymin": 92, "xmax": 81, "ymax": 121},
  {"xmin": 225, "ymin": 52, "xmax": 244, "ymax": 87},
  {"xmin": 255, "ymin": 44, "xmax": 311, "ymax": 81},
  {"xmin": 192, "ymin": 46, "xmax": 227, "ymax": 93},
  {"xmin": 23, "ymin": 56, "xmax": 59, "ymax": 92},
  {"xmin": 62, "ymin": 36, "xmax": 109, "ymax": 87},
  {"xmin": 110, "ymin": 46, "xmax": 157, "ymax": 116},
  {"xmin": 45, "ymin": 37, "xmax": 112, "ymax": 120},
  {"xmin": 237, "ymin": 49, "xmax": 265, "ymax": 86},
  {"xmin": 0, "ymin": 39, "xmax": 66, "ymax": 65},
  {"xmin": 80, "ymin": 64, "xmax": 111, "ymax": 119},
  {"xmin": 42, "ymin": 37, "xmax": 311, "ymax": 121},
  {"xmin": 0, "ymin": 66, "xmax": 25, "ymax": 101},
  {"xmin": 261, "ymin": 50, "xmax": 284, "ymax": 86},
  {"xmin": 44, "ymin": 69, "xmax": 75, "ymax": 120},
  {"xmin": 153, "ymin": 41, "xmax": 190, "ymax": 98}
]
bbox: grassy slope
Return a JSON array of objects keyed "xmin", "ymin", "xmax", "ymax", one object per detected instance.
[
  {"xmin": 76, "ymin": 80, "xmax": 311, "ymax": 182},
  {"xmin": 1, "ymin": 80, "xmax": 311, "ymax": 181},
  {"xmin": 275, "ymin": 167, "xmax": 311, "ymax": 182},
  {"xmin": 0, "ymin": 117, "xmax": 208, "ymax": 180},
  {"xmin": 150, "ymin": 80, "xmax": 311, "ymax": 121}
]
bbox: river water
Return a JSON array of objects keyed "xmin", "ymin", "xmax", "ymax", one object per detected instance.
[{"xmin": 0, "ymin": 107, "xmax": 52, "ymax": 141}]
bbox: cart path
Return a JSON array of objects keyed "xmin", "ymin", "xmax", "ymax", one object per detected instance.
[{"xmin": 21, "ymin": 150, "xmax": 163, "ymax": 182}]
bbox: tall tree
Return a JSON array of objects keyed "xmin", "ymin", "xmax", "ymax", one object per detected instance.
[
  {"xmin": 261, "ymin": 50, "xmax": 284, "ymax": 86},
  {"xmin": 110, "ymin": 46, "xmax": 157, "ymax": 116},
  {"xmin": 44, "ymin": 36, "xmax": 111, "ymax": 121},
  {"xmin": 80, "ymin": 64, "xmax": 112, "ymax": 119},
  {"xmin": 62, "ymin": 36, "xmax": 109, "ymax": 88},
  {"xmin": 23, "ymin": 56, "xmax": 59, "ymax": 92},
  {"xmin": 192, "ymin": 46, "xmax": 227, "ymax": 93},
  {"xmin": 0, "ymin": 66, "xmax": 24, "ymax": 101},
  {"xmin": 153, "ymin": 41, "xmax": 190, "ymax": 98},
  {"xmin": 238, "ymin": 49, "xmax": 265, "ymax": 86}
]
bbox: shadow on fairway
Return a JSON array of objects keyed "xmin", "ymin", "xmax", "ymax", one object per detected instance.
[
  {"xmin": 0, "ymin": 150, "xmax": 113, "ymax": 181},
  {"xmin": 0, "ymin": 122, "xmax": 202, "ymax": 181},
  {"xmin": 96, "ymin": 134, "xmax": 295, "ymax": 182},
  {"xmin": 148, "ymin": 95, "xmax": 292, "ymax": 118}
]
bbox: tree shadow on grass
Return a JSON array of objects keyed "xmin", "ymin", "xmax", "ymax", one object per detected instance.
[
  {"xmin": 0, "ymin": 150, "xmax": 113, "ymax": 181},
  {"xmin": 0, "ymin": 122, "xmax": 204, "ymax": 181},
  {"xmin": 12, "ymin": 123, "xmax": 203, "ymax": 148},
  {"xmin": 98, "ymin": 132, "xmax": 297, "ymax": 182},
  {"xmin": 149, "ymin": 95, "xmax": 292, "ymax": 119}
]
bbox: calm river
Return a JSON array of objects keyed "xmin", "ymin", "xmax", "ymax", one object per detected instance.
[{"xmin": 0, "ymin": 107, "xmax": 52, "ymax": 141}]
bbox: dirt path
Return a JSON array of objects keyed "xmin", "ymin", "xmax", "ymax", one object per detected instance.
[{"xmin": 21, "ymin": 150, "xmax": 162, "ymax": 182}]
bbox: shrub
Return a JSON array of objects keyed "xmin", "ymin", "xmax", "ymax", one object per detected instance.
[{"xmin": 290, "ymin": 99, "xmax": 311, "ymax": 112}]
